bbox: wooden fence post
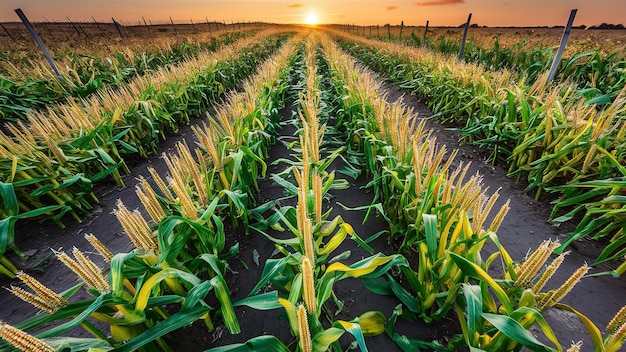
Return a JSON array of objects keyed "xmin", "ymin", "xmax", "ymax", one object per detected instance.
[
  {"xmin": 92, "ymin": 17, "xmax": 102, "ymax": 31},
  {"xmin": 458, "ymin": 13, "xmax": 472, "ymax": 62},
  {"xmin": 547, "ymin": 9, "xmax": 578, "ymax": 82},
  {"xmin": 170, "ymin": 16, "xmax": 178, "ymax": 36},
  {"xmin": 66, "ymin": 17, "xmax": 82, "ymax": 36},
  {"xmin": 142, "ymin": 16, "xmax": 151, "ymax": 33},
  {"xmin": 14, "ymin": 8, "xmax": 64, "ymax": 79},
  {"xmin": 399, "ymin": 20, "xmax": 404, "ymax": 41},
  {"xmin": 424, "ymin": 20, "xmax": 429, "ymax": 39},
  {"xmin": 0, "ymin": 22, "xmax": 14, "ymax": 41},
  {"xmin": 112, "ymin": 17, "xmax": 123, "ymax": 37},
  {"xmin": 40, "ymin": 17, "xmax": 50, "ymax": 32},
  {"xmin": 206, "ymin": 17, "xmax": 212, "ymax": 33}
]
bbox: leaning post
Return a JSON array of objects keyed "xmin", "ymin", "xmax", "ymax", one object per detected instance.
[
  {"xmin": 142, "ymin": 16, "xmax": 151, "ymax": 33},
  {"xmin": 0, "ymin": 22, "xmax": 14, "ymax": 41},
  {"xmin": 170, "ymin": 16, "xmax": 179, "ymax": 36},
  {"xmin": 92, "ymin": 17, "xmax": 103, "ymax": 31},
  {"xmin": 66, "ymin": 17, "xmax": 81, "ymax": 36},
  {"xmin": 547, "ymin": 9, "xmax": 578, "ymax": 82},
  {"xmin": 206, "ymin": 17, "xmax": 212, "ymax": 33},
  {"xmin": 458, "ymin": 13, "xmax": 472, "ymax": 62},
  {"xmin": 112, "ymin": 17, "xmax": 124, "ymax": 37},
  {"xmin": 14, "ymin": 8, "xmax": 64, "ymax": 79}
]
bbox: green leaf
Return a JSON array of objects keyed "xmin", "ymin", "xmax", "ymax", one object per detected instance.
[
  {"xmin": 333, "ymin": 320, "xmax": 368, "ymax": 352},
  {"xmin": 233, "ymin": 291, "xmax": 282, "ymax": 310},
  {"xmin": 312, "ymin": 327, "xmax": 344, "ymax": 352},
  {"xmin": 249, "ymin": 256, "xmax": 290, "ymax": 295},
  {"xmin": 37, "ymin": 294, "xmax": 108, "ymax": 338},
  {"xmin": 204, "ymin": 335, "xmax": 290, "ymax": 352},
  {"xmin": 449, "ymin": 253, "xmax": 513, "ymax": 314},
  {"xmin": 112, "ymin": 305, "xmax": 210, "ymax": 352},
  {"xmin": 482, "ymin": 313, "xmax": 556, "ymax": 352},
  {"xmin": 0, "ymin": 181, "xmax": 18, "ymax": 215},
  {"xmin": 423, "ymin": 214, "xmax": 438, "ymax": 263},
  {"xmin": 45, "ymin": 337, "xmax": 113, "ymax": 351},
  {"xmin": 391, "ymin": 333, "xmax": 450, "ymax": 352},
  {"xmin": 462, "ymin": 284, "xmax": 482, "ymax": 342},
  {"xmin": 211, "ymin": 274, "xmax": 240, "ymax": 334}
]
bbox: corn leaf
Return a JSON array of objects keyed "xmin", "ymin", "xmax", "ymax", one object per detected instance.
[
  {"xmin": 312, "ymin": 327, "xmax": 345, "ymax": 352},
  {"xmin": 334, "ymin": 320, "xmax": 368, "ymax": 352},
  {"xmin": 204, "ymin": 335, "xmax": 291, "ymax": 352},
  {"xmin": 112, "ymin": 305, "xmax": 210, "ymax": 352},
  {"xmin": 449, "ymin": 253, "xmax": 513, "ymax": 314},
  {"xmin": 553, "ymin": 303, "xmax": 606, "ymax": 352},
  {"xmin": 482, "ymin": 313, "xmax": 557, "ymax": 352}
]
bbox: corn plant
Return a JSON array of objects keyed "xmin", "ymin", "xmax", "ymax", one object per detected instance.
[
  {"xmin": 0, "ymin": 31, "xmax": 295, "ymax": 277},
  {"xmin": 332, "ymin": 30, "xmax": 626, "ymax": 275},
  {"xmin": 210, "ymin": 35, "xmax": 403, "ymax": 351},
  {"xmin": 320, "ymin": 34, "xmax": 509, "ymax": 328},
  {"xmin": 449, "ymin": 237, "xmax": 626, "ymax": 351},
  {"xmin": 0, "ymin": 31, "xmax": 255, "ymax": 122},
  {"xmin": 402, "ymin": 29, "xmax": 625, "ymax": 98},
  {"xmin": 0, "ymin": 32, "xmax": 303, "ymax": 352}
]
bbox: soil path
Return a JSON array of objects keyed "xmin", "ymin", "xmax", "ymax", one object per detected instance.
[{"xmin": 0, "ymin": 56, "xmax": 624, "ymax": 352}]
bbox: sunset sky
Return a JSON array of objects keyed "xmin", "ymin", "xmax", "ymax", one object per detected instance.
[{"xmin": 1, "ymin": 0, "xmax": 625, "ymax": 27}]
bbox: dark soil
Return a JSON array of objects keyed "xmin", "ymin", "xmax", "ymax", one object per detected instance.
[{"xmin": 1, "ymin": 72, "xmax": 625, "ymax": 352}]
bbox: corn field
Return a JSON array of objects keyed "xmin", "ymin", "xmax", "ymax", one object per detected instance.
[{"xmin": 0, "ymin": 23, "xmax": 625, "ymax": 351}]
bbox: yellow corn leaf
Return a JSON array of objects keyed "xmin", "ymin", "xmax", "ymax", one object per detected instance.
[
  {"xmin": 111, "ymin": 107, "xmax": 123, "ymax": 125},
  {"xmin": 357, "ymin": 311, "xmax": 386, "ymax": 336},
  {"xmin": 325, "ymin": 255, "xmax": 394, "ymax": 278},
  {"xmin": 10, "ymin": 156, "xmax": 17, "ymax": 182},
  {"xmin": 278, "ymin": 297, "xmax": 299, "ymax": 336},
  {"xmin": 317, "ymin": 224, "xmax": 349, "ymax": 255},
  {"xmin": 135, "ymin": 268, "xmax": 200, "ymax": 312}
]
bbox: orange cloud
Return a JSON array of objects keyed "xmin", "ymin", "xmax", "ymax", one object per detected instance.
[
  {"xmin": 287, "ymin": 4, "xmax": 304, "ymax": 8},
  {"xmin": 386, "ymin": 6, "xmax": 397, "ymax": 11},
  {"xmin": 415, "ymin": 0, "xmax": 464, "ymax": 6}
]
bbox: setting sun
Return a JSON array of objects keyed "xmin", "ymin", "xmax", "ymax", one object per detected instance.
[{"xmin": 304, "ymin": 11, "xmax": 318, "ymax": 25}]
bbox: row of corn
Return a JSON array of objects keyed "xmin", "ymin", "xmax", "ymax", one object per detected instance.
[
  {"xmin": 0, "ymin": 29, "xmax": 255, "ymax": 122},
  {"xmin": 322, "ymin": 32, "xmax": 625, "ymax": 351},
  {"xmin": 0, "ymin": 29, "xmax": 292, "ymax": 276},
  {"xmin": 349, "ymin": 26, "xmax": 626, "ymax": 101},
  {"xmin": 0, "ymin": 31, "xmax": 303, "ymax": 352},
  {"xmin": 334, "ymin": 30, "xmax": 626, "ymax": 277},
  {"xmin": 2, "ymin": 27, "xmax": 625, "ymax": 352}
]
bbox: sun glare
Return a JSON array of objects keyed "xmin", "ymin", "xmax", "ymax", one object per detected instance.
[{"xmin": 305, "ymin": 12, "xmax": 319, "ymax": 25}]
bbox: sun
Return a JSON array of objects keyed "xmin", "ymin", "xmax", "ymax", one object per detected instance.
[{"xmin": 304, "ymin": 12, "xmax": 319, "ymax": 25}]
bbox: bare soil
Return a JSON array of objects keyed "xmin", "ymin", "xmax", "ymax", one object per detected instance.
[{"xmin": 0, "ymin": 75, "xmax": 624, "ymax": 351}]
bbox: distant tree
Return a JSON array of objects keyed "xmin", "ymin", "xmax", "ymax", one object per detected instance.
[{"xmin": 589, "ymin": 23, "xmax": 625, "ymax": 29}]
